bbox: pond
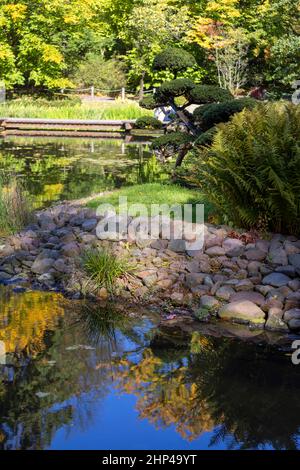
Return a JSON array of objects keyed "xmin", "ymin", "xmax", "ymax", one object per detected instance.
[
  {"xmin": 0, "ymin": 136, "xmax": 167, "ymax": 208},
  {"xmin": 1, "ymin": 288, "xmax": 300, "ymax": 450}
]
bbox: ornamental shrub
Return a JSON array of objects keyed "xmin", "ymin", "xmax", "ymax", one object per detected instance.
[
  {"xmin": 152, "ymin": 132, "xmax": 194, "ymax": 151},
  {"xmin": 153, "ymin": 48, "xmax": 196, "ymax": 77},
  {"xmin": 135, "ymin": 116, "xmax": 163, "ymax": 129},
  {"xmin": 194, "ymin": 98, "xmax": 256, "ymax": 131},
  {"xmin": 194, "ymin": 102, "xmax": 300, "ymax": 235},
  {"xmin": 188, "ymin": 85, "xmax": 233, "ymax": 105},
  {"xmin": 157, "ymin": 78, "xmax": 195, "ymax": 101}
]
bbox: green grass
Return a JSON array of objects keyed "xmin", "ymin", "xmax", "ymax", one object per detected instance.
[
  {"xmin": 0, "ymin": 97, "xmax": 152, "ymax": 120},
  {"xmin": 87, "ymin": 182, "xmax": 214, "ymax": 221},
  {"xmin": 82, "ymin": 247, "xmax": 131, "ymax": 291}
]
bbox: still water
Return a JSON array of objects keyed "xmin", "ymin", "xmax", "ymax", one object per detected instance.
[
  {"xmin": 0, "ymin": 136, "xmax": 167, "ymax": 207},
  {"xmin": 0, "ymin": 288, "xmax": 300, "ymax": 450}
]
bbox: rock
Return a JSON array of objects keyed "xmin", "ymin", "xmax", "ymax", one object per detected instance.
[
  {"xmin": 289, "ymin": 279, "xmax": 300, "ymax": 291},
  {"xmin": 288, "ymin": 319, "xmax": 300, "ymax": 330},
  {"xmin": 247, "ymin": 261, "xmax": 262, "ymax": 275},
  {"xmin": 200, "ymin": 295, "xmax": 220, "ymax": 311},
  {"xmin": 150, "ymin": 239, "xmax": 168, "ymax": 250},
  {"xmin": 256, "ymin": 240, "xmax": 270, "ymax": 253},
  {"xmin": 185, "ymin": 273, "xmax": 206, "ymax": 289},
  {"xmin": 170, "ymin": 292, "xmax": 184, "ymax": 304},
  {"xmin": 37, "ymin": 214, "xmax": 56, "ymax": 231},
  {"xmin": 82, "ymin": 218, "xmax": 98, "ymax": 232},
  {"xmin": 285, "ymin": 292, "xmax": 300, "ymax": 310},
  {"xmin": 235, "ymin": 279, "xmax": 254, "ymax": 291},
  {"xmin": 191, "ymin": 285, "xmax": 210, "ymax": 296},
  {"xmin": 0, "ymin": 271, "xmax": 12, "ymax": 282},
  {"xmin": 37, "ymin": 273, "xmax": 54, "ymax": 284},
  {"xmin": 205, "ymin": 235, "xmax": 223, "ymax": 249},
  {"xmin": 185, "ymin": 261, "xmax": 200, "ymax": 273},
  {"xmin": 60, "ymin": 232, "xmax": 76, "ymax": 244},
  {"xmin": 245, "ymin": 249, "xmax": 266, "ymax": 261},
  {"xmin": 288, "ymin": 254, "xmax": 300, "ymax": 274},
  {"xmin": 157, "ymin": 279, "xmax": 173, "ymax": 289},
  {"xmin": 268, "ymin": 247, "xmax": 288, "ymax": 265},
  {"xmin": 255, "ymin": 284, "xmax": 273, "ymax": 296},
  {"xmin": 283, "ymin": 308, "xmax": 300, "ymax": 322},
  {"xmin": 53, "ymin": 259, "xmax": 71, "ymax": 274},
  {"xmin": 262, "ymin": 272, "xmax": 291, "ymax": 287},
  {"xmin": 168, "ymin": 239, "xmax": 186, "ymax": 253},
  {"xmin": 205, "ymin": 246, "xmax": 225, "ymax": 257},
  {"xmin": 215, "ymin": 286, "xmax": 235, "ymax": 301},
  {"xmin": 230, "ymin": 291, "xmax": 265, "ymax": 306},
  {"xmin": 275, "ymin": 265, "xmax": 296, "ymax": 278},
  {"xmin": 218, "ymin": 301, "xmax": 266, "ymax": 325},
  {"xmin": 69, "ymin": 215, "xmax": 85, "ymax": 226},
  {"xmin": 61, "ymin": 242, "xmax": 80, "ymax": 257},
  {"xmin": 222, "ymin": 238, "xmax": 244, "ymax": 257},
  {"xmin": 80, "ymin": 233, "xmax": 97, "ymax": 244},
  {"xmin": 136, "ymin": 270, "xmax": 157, "ymax": 287},
  {"xmin": 284, "ymin": 240, "xmax": 300, "ymax": 255},
  {"xmin": 31, "ymin": 258, "xmax": 55, "ymax": 274},
  {"xmin": 203, "ymin": 275, "xmax": 214, "ymax": 288},
  {"xmin": 265, "ymin": 308, "xmax": 288, "ymax": 331}
]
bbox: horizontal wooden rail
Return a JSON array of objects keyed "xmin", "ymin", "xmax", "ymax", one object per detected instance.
[{"xmin": 0, "ymin": 117, "xmax": 136, "ymax": 137}]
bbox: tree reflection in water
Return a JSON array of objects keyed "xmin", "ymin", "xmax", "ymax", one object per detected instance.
[{"xmin": 0, "ymin": 289, "xmax": 300, "ymax": 450}]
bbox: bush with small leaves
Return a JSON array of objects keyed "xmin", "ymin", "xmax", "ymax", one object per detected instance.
[
  {"xmin": 157, "ymin": 78, "xmax": 195, "ymax": 101},
  {"xmin": 152, "ymin": 132, "xmax": 194, "ymax": 151},
  {"xmin": 194, "ymin": 102, "xmax": 300, "ymax": 235},
  {"xmin": 188, "ymin": 85, "xmax": 233, "ymax": 105},
  {"xmin": 140, "ymin": 95, "xmax": 161, "ymax": 109},
  {"xmin": 194, "ymin": 98, "xmax": 256, "ymax": 131},
  {"xmin": 153, "ymin": 47, "xmax": 196, "ymax": 77},
  {"xmin": 135, "ymin": 116, "xmax": 163, "ymax": 129}
]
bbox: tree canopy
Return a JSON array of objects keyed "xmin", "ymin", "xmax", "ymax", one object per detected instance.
[{"xmin": 0, "ymin": 0, "xmax": 299, "ymax": 91}]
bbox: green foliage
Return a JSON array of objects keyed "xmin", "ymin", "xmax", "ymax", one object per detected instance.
[
  {"xmin": 0, "ymin": 178, "xmax": 32, "ymax": 235},
  {"xmin": 135, "ymin": 116, "xmax": 163, "ymax": 129},
  {"xmin": 153, "ymin": 47, "xmax": 196, "ymax": 76},
  {"xmin": 151, "ymin": 132, "xmax": 193, "ymax": 151},
  {"xmin": 139, "ymin": 95, "xmax": 159, "ymax": 110},
  {"xmin": 194, "ymin": 127, "xmax": 217, "ymax": 147},
  {"xmin": 72, "ymin": 54, "xmax": 126, "ymax": 90},
  {"xmin": 194, "ymin": 98, "xmax": 256, "ymax": 131},
  {"xmin": 194, "ymin": 102, "xmax": 300, "ymax": 235},
  {"xmin": 157, "ymin": 78, "xmax": 195, "ymax": 101},
  {"xmin": 188, "ymin": 85, "xmax": 233, "ymax": 105},
  {"xmin": 0, "ymin": 97, "xmax": 150, "ymax": 120},
  {"xmin": 82, "ymin": 247, "xmax": 131, "ymax": 292}
]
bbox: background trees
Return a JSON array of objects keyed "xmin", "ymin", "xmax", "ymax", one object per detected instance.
[{"xmin": 0, "ymin": 0, "xmax": 299, "ymax": 93}]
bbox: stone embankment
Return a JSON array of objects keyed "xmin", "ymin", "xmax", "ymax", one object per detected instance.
[{"xmin": 0, "ymin": 203, "xmax": 300, "ymax": 334}]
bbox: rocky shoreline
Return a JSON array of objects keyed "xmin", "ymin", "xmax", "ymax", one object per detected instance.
[{"xmin": 0, "ymin": 201, "xmax": 300, "ymax": 336}]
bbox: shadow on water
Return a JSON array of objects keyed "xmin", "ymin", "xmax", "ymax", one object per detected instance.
[{"xmin": 0, "ymin": 288, "xmax": 300, "ymax": 449}]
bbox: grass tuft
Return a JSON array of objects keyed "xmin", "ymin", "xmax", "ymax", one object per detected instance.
[
  {"xmin": 82, "ymin": 247, "xmax": 131, "ymax": 291},
  {"xmin": 0, "ymin": 178, "xmax": 32, "ymax": 236}
]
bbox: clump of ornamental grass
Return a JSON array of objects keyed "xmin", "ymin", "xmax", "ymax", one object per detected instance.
[
  {"xmin": 0, "ymin": 178, "xmax": 33, "ymax": 235},
  {"xmin": 82, "ymin": 247, "xmax": 132, "ymax": 292}
]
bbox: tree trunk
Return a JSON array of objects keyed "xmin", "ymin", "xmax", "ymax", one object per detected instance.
[
  {"xmin": 174, "ymin": 143, "xmax": 192, "ymax": 168},
  {"xmin": 139, "ymin": 71, "xmax": 145, "ymax": 100}
]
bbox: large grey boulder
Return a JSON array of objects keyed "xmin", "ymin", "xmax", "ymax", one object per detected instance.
[
  {"xmin": 262, "ymin": 272, "xmax": 291, "ymax": 287},
  {"xmin": 218, "ymin": 300, "xmax": 266, "ymax": 325}
]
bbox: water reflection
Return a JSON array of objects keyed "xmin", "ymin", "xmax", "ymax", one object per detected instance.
[
  {"xmin": 0, "ymin": 137, "xmax": 168, "ymax": 207},
  {"xmin": 0, "ymin": 290, "xmax": 300, "ymax": 450}
]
